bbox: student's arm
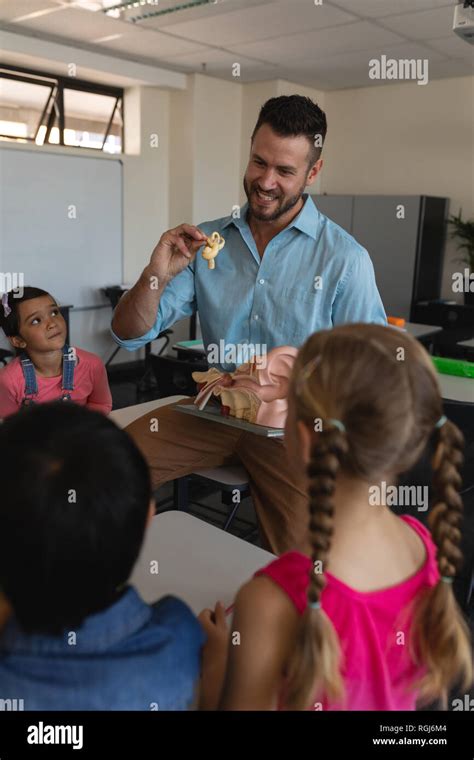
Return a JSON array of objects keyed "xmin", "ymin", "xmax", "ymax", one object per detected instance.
[
  {"xmin": 86, "ymin": 356, "xmax": 113, "ymax": 414},
  {"xmin": 332, "ymin": 247, "xmax": 387, "ymax": 326},
  {"xmin": 111, "ymin": 224, "xmax": 207, "ymax": 342},
  {"xmin": 198, "ymin": 602, "xmax": 229, "ymax": 711},
  {"xmin": 218, "ymin": 577, "xmax": 300, "ymax": 711}
]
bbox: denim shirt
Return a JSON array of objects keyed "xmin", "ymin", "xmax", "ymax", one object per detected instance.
[
  {"xmin": 112, "ymin": 195, "xmax": 387, "ymax": 370},
  {"xmin": 0, "ymin": 588, "xmax": 205, "ymax": 710}
]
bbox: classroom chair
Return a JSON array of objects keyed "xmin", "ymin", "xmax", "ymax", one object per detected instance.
[
  {"xmin": 148, "ymin": 353, "xmax": 208, "ymax": 398},
  {"xmin": 102, "ymin": 287, "xmax": 173, "ymax": 399},
  {"xmin": 0, "ymin": 349, "xmax": 13, "ymax": 367},
  {"xmin": 173, "ymin": 465, "xmax": 256, "ymax": 538}
]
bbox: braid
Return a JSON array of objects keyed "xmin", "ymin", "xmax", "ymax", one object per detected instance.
[
  {"xmin": 307, "ymin": 427, "xmax": 348, "ymax": 605},
  {"xmin": 285, "ymin": 423, "xmax": 347, "ymax": 710},
  {"xmin": 429, "ymin": 422, "xmax": 464, "ymax": 579},
  {"xmin": 411, "ymin": 419, "xmax": 472, "ymax": 705}
]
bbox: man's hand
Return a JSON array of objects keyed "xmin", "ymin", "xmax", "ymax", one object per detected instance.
[
  {"xmin": 198, "ymin": 601, "xmax": 229, "ymax": 710},
  {"xmin": 149, "ymin": 224, "xmax": 208, "ymax": 284}
]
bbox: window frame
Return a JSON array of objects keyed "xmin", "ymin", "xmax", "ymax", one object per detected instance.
[{"xmin": 0, "ymin": 64, "xmax": 124, "ymax": 152}]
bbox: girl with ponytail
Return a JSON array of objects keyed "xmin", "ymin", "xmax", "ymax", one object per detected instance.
[{"xmin": 202, "ymin": 323, "xmax": 472, "ymax": 710}]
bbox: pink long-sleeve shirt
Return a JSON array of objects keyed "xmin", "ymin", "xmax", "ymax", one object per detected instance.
[
  {"xmin": 255, "ymin": 515, "xmax": 440, "ymax": 711},
  {"xmin": 0, "ymin": 348, "xmax": 112, "ymax": 418}
]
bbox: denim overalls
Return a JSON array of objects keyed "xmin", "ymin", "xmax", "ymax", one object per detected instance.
[{"xmin": 20, "ymin": 345, "xmax": 76, "ymax": 407}]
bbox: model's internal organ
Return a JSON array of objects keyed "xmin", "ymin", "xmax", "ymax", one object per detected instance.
[
  {"xmin": 202, "ymin": 232, "xmax": 225, "ymax": 269},
  {"xmin": 192, "ymin": 346, "xmax": 298, "ymax": 428}
]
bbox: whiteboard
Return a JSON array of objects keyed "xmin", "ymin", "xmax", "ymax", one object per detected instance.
[{"xmin": 0, "ymin": 147, "xmax": 123, "ymax": 309}]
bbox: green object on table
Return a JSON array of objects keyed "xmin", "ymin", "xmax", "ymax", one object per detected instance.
[
  {"xmin": 432, "ymin": 356, "xmax": 474, "ymax": 379},
  {"xmin": 175, "ymin": 340, "xmax": 204, "ymax": 348}
]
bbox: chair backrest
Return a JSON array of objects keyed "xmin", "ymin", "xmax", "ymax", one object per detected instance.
[
  {"xmin": 102, "ymin": 286, "xmax": 126, "ymax": 310},
  {"xmin": 443, "ymin": 400, "xmax": 474, "ymax": 489},
  {"xmin": 0, "ymin": 349, "xmax": 13, "ymax": 367},
  {"xmin": 148, "ymin": 354, "xmax": 208, "ymax": 398}
]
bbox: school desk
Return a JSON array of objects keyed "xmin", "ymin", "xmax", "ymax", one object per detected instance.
[
  {"xmin": 109, "ymin": 396, "xmax": 188, "ymax": 428},
  {"xmin": 129, "ymin": 510, "xmax": 274, "ymax": 614},
  {"xmin": 437, "ymin": 374, "xmax": 474, "ymax": 405}
]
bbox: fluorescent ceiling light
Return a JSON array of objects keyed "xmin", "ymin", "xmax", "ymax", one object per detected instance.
[
  {"xmin": 105, "ymin": 0, "xmax": 214, "ymax": 19},
  {"xmin": 12, "ymin": 7, "xmax": 65, "ymax": 22},
  {"xmin": 66, "ymin": 1, "xmax": 105, "ymax": 9},
  {"xmin": 93, "ymin": 33, "xmax": 123, "ymax": 42}
]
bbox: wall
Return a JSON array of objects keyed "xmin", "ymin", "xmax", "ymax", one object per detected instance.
[
  {"xmin": 123, "ymin": 87, "xmax": 170, "ymax": 285},
  {"xmin": 321, "ymin": 75, "xmax": 474, "ymax": 299}
]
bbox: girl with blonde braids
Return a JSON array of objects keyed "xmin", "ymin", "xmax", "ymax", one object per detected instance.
[{"xmin": 200, "ymin": 323, "xmax": 472, "ymax": 710}]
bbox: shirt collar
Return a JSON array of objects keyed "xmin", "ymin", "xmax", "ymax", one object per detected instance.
[
  {"xmin": 222, "ymin": 194, "xmax": 319, "ymax": 240},
  {"xmin": 222, "ymin": 193, "xmax": 320, "ymax": 240},
  {"xmin": 0, "ymin": 586, "xmax": 152, "ymax": 655}
]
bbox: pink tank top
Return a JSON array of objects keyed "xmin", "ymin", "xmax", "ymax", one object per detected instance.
[{"xmin": 254, "ymin": 515, "xmax": 440, "ymax": 711}]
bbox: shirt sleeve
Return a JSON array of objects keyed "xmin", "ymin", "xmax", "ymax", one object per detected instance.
[
  {"xmin": 0, "ymin": 366, "xmax": 21, "ymax": 419},
  {"xmin": 111, "ymin": 266, "xmax": 197, "ymax": 352},
  {"xmin": 332, "ymin": 247, "xmax": 387, "ymax": 327},
  {"xmin": 86, "ymin": 355, "xmax": 113, "ymax": 415}
]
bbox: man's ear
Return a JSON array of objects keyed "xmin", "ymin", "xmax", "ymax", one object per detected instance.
[
  {"xmin": 306, "ymin": 159, "xmax": 323, "ymax": 187},
  {"xmin": 10, "ymin": 335, "xmax": 26, "ymax": 350}
]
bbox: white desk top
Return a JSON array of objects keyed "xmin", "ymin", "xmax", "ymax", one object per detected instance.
[
  {"xmin": 437, "ymin": 373, "xmax": 474, "ymax": 404},
  {"xmin": 172, "ymin": 342, "xmax": 205, "ymax": 353},
  {"xmin": 110, "ymin": 396, "xmax": 188, "ymax": 428},
  {"xmin": 397, "ymin": 322, "xmax": 443, "ymax": 339},
  {"xmin": 129, "ymin": 510, "xmax": 274, "ymax": 614}
]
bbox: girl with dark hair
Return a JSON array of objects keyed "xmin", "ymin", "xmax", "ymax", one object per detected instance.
[
  {"xmin": 0, "ymin": 287, "xmax": 112, "ymax": 417},
  {"xmin": 200, "ymin": 323, "xmax": 472, "ymax": 710}
]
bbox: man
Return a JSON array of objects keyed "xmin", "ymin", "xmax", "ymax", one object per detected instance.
[{"xmin": 112, "ymin": 95, "xmax": 386, "ymax": 554}]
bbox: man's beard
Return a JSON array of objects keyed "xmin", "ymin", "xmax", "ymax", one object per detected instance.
[{"xmin": 243, "ymin": 177, "xmax": 306, "ymax": 222}]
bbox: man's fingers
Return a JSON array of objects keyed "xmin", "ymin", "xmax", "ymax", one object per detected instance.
[
  {"xmin": 166, "ymin": 233, "xmax": 192, "ymax": 258},
  {"xmin": 178, "ymin": 223, "xmax": 208, "ymax": 241}
]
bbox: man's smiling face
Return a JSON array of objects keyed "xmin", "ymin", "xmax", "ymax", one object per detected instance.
[{"xmin": 243, "ymin": 123, "xmax": 321, "ymax": 223}]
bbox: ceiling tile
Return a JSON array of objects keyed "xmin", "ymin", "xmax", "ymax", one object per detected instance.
[
  {"xmin": 0, "ymin": 0, "xmax": 62, "ymax": 22},
  {"xmin": 275, "ymin": 41, "xmax": 447, "ymax": 90},
  {"xmin": 131, "ymin": 0, "xmax": 275, "ymax": 29},
  {"xmin": 100, "ymin": 28, "xmax": 209, "ymax": 59},
  {"xmin": 228, "ymin": 21, "xmax": 405, "ymax": 65},
  {"xmin": 426, "ymin": 35, "xmax": 474, "ymax": 61},
  {"xmin": 156, "ymin": 0, "xmax": 356, "ymax": 47},
  {"xmin": 162, "ymin": 46, "xmax": 278, "ymax": 80},
  {"xmin": 10, "ymin": 6, "xmax": 127, "ymax": 40},
  {"xmin": 331, "ymin": 0, "xmax": 455, "ymax": 20},
  {"xmin": 379, "ymin": 6, "xmax": 457, "ymax": 40}
]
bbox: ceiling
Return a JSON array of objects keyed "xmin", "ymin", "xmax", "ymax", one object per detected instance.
[{"xmin": 0, "ymin": 0, "xmax": 473, "ymax": 90}]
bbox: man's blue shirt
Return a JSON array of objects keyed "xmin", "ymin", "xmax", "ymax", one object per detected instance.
[{"xmin": 112, "ymin": 195, "xmax": 387, "ymax": 370}]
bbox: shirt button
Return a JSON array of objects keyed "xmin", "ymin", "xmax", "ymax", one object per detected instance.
[
  {"xmin": 254, "ymin": 315, "xmax": 259, "ymax": 321},
  {"xmin": 259, "ymin": 278, "xmax": 265, "ymax": 285}
]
